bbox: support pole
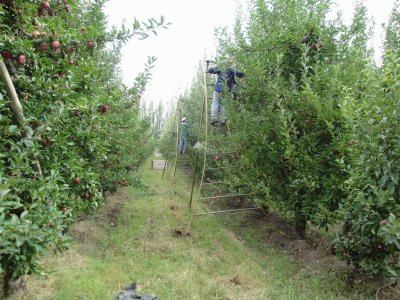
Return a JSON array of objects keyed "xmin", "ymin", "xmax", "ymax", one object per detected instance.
[
  {"xmin": 173, "ymin": 101, "xmax": 180, "ymax": 178},
  {"xmin": 197, "ymin": 60, "xmax": 211, "ymax": 202},
  {"xmin": 162, "ymin": 101, "xmax": 179, "ymax": 179},
  {"xmin": 0, "ymin": 61, "xmax": 24, "ymax": 123},
  {"xmin": 0, "ymin": 61, "xmax": 43, "ymax": 176},
  {"xmin": 189, "ymin": 151, "xmax": 199, "ymax": 209},
  {"xmin": 189, "ymin": 60, "xmax": 210, "ymax": 210}
]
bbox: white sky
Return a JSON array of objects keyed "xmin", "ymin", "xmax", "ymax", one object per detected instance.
[{"xmin": 103, "ymin": 0, "xmax": 395, "ymax": 108}]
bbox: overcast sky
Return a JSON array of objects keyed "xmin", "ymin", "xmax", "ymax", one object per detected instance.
[{"xmin": 103, "ymin": 0, "xmax": 396, "ymax": 108}]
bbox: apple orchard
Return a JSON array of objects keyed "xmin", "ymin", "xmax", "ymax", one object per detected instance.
[{"xmin": 2, "ymin": 0, "xmax": 400, "ymax": 296}]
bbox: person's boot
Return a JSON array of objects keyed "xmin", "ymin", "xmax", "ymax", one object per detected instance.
[{"xmin": 218, "ymin": 119, "xmax": 227, "ymax": 126}]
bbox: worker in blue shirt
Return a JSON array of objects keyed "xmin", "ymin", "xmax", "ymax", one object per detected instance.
[
  {"xmin": 179, "ymin": 117, "xmax": 189, "ymax": 154},
  {"xmin": 207, "ymin": 66, "xmax": 245, "ymax": 126}
]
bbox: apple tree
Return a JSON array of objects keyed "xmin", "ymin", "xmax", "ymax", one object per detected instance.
[{"xmin": 0, "ymin": 0, "xmax": 167, "ymax": 294}]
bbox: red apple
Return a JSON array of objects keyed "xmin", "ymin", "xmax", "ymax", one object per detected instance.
[
  {"xmin": 83, "ymin": 191, "xmax": 92, "ymax": 199},
  {"xmin": 73, "ymin": 177, "xmax": 81, "ymax": 185},
  {"xmin": 1, "ymin": 50, "xmax": 12, "ymax": 61},
  {"xmin": 388, "ymin": 255, "xmax": 397, "ymax": 265},
  {"xmin": 51, "ymin": 40, "xmax": 60, "ymax": 49},
  {"xmin": 41, "ymin": 1, "xmax": 50, "ymax": 9},
  {"xmin": 118, "ymin": 179, "xmax": 128, "ymax": 186},
  {"xmin": 99, "ymin": 104, "xmax": 110, "ymax": 114},
  {"xmin": 38, "ymin": 6, "xmax": 46, "ymax": 16},
  {"xmin": 41, "ymin": 137, "xmax": 50, "ymax": 147},
  {"xmin": 32, "ymin": 30, "xmax": 41, "ymax": 38},
  {"xmin": 16, "ymin": 54, "xmax": 26, "ymax": 65},
  {"xmin": 64, "ymin": 4, "xmax": 71, "ymax": 12},
  {"xmin": 86, "ymin": 41, "xmax": 95, "ymax": 49},
  {"xmin": 33, "ymin": 120, "xmax": 41, "ymax": 128},
  {"xmin": 39, "ymin": 42, "xmax": 48, "ymax": 51},
  {"xmin": 64, "ymin": 46, "xmax": 73, "ymax": 54},
  {"xmin": 62, "ymin": 207, "xmax": 68, "ymax": 212},
  {"xmin": 68, "ymin": 57, "xmax": 74, "ymax": 64}
]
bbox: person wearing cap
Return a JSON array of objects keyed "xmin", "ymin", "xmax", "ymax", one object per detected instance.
[
  {"xmin": 179, "ymin": 117, "xmax": 189, "ymax": 154},
  {"xmin": 207, "ymin": 66, "xmax": 245, "ymax": 126}
]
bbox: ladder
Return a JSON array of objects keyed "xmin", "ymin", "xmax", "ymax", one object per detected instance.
[{"xmin": 189, "ymin": 60, "xmax": 260, "ymax": 216}]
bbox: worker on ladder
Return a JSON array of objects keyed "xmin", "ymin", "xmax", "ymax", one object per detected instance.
[
  {"xmin": 207, "ymin": 66, "xmax": 245, "ymax": 126},
  {"xmin": 179, "ymin": 117, "xmax": 189, "ymax": 154}
]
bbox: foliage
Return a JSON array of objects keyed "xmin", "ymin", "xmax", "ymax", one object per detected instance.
[
  {"xmin": 335, "ymin": 49, "xmax": 400, "ymax": 281},
  {"xmin": 160, "ymin": 0, "xmax": 400, "ymax": 282},
  {"xmin": 0, "ymin": 0, "xmax": 166, "ymax": 293},
  {"xmin": 384, "ymin": 0, "xmax": 400, "ymax": 52}
]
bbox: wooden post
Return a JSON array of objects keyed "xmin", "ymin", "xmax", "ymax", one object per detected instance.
[
  {"xmin": 173, "ymin": 101, "xmax": 180, "ymax": 178},
  {"xmin": 0, "ymin": 61, "xmax": 43, "ymax": 176},
  {"xmin": 0, "ymin": 61, "xmax": 24, "ymax": 123},
  {"xmin": 189, "ymin": 151, "xmax": 199, "ymax": 210},
  {"xmin": 162, "ymin": 101, "xmax": 179, "ymax": 179},
  {"xmin": 197, "ymin": 60, "xmax": 210, "ymax": 201},
  {"xmin": 189, "ymin": 60, "xmax": 210, "ymax": 210}
]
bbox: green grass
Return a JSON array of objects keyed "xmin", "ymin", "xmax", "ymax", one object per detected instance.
[{"xmin": 8, "ymin": 154, "xmax": 374, "ymax": 300}]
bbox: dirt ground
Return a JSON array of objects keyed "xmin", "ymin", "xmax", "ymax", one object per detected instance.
[
  {"xmin": 67, "ymin": 189, "xmax": 127, "ymax": 244},
  {"xmin": 206, "ymin": 196, "xmax": 345, "ymax": 269}
]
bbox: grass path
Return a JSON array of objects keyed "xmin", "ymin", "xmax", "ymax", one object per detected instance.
[{"xmin": 9, "ymin": 154, "xmax": 370, "ymax": 300}]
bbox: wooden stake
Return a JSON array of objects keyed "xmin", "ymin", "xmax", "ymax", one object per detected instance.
[
  {"xmin": 173, "ymin": 101, "xmax": 180, "ymax": 178},
  {"xmin": 189, "ymin": 60, "xmax": 209, "ymax": 210},
  {"xmin": 0, "ymin": 61, "xmax": 24, "ymax": 123},
  {"xmin": 162, "ymin": 100, "xmax": 179, "ymax": 179},
  {"xmin": 0, "ymin": 61, "xmax": 43, "ymax": 176}
]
